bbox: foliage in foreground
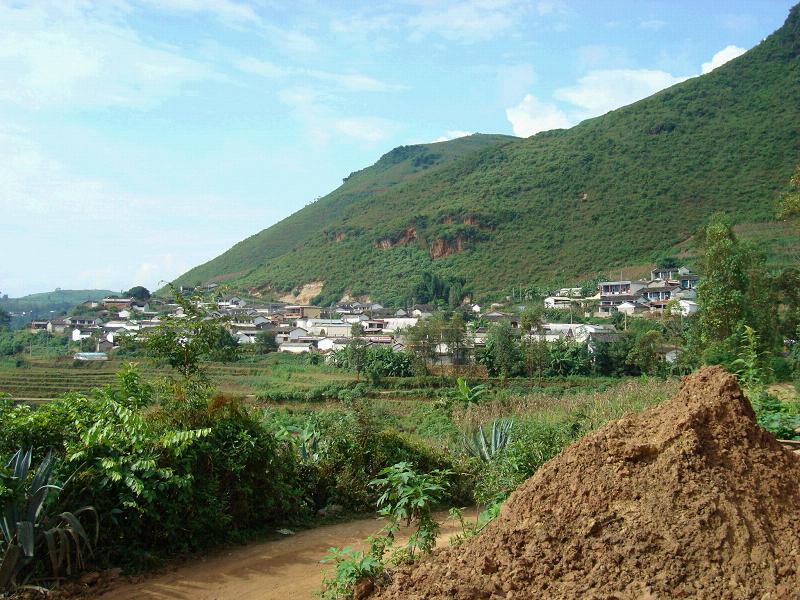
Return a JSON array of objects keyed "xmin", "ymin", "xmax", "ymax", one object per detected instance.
[
  {"xmin": 0, "ymin": 449, "xmax": 97, "ymax": 592},
  {"xmin": 321, "ymin": 462, "xmax": 450, "ymax": 600}
]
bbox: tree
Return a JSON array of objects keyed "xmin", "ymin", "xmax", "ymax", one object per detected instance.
[
  {"xmin": 144, "ymin": 291, "xmax": 226, "ymax": 379},
  {"xmin": 626, "ymin": 329, "xmax": 664, "ymax": 375},
  {"xmin": 522, "ymin": 337, "xmax": 549, "ymax": 385},
  {"xmin": 777, "ymin": 164, "xmax": 800, "ymax": 221},
  {"xmin": 693, "ymin": 218, "xmax": 778, "ymax": 359},
  {"xmin": 774, "ymin": 267, "xmax": 800, "ymax": 340},
  {"xmin": 209, "ymin": 326, "xmax": 240, "ymax": 363},
  {"xmin": 656, "ymin": 255, "xmax": 682, "ymax": 269},
  {"xmin": 347, "ymin": 321, "xmax": 368, "ymax": 381},
  {"xmin": 0, "ymin": 307, "xmax": 10, "ymax": 329},
  {"xmin": 520, "ymin": 306, "xmax": 544, "ymax": 334},
  {"xmin": 442, "ymin": 312, "xmax": 467, "ymax": 369},
  {"xmin": 255, "ymin": 330, "xmax": 278, "ymax": 354},
  {"xmin": 126, "ymin": 286, "xmax": 151, "ymax": 302},
  {"xmin": 404, "ymin": 318, "xmax": 438, "ymax": 374},
  {"xmin": 484, "ymin": 321, "xmax": 521, "ymax": 380},
  {"xmin": 549, "ymin": 339, "xmax": 590, "ymax": 376}
]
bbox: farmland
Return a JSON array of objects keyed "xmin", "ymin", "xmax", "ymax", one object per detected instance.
[{"xmin": 0, "ymin": 354, "xmax": 356, "ymax": 403}]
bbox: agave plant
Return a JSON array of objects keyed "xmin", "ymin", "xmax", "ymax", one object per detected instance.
[
  {"xmin": 0, "ymin": 449, "xmax": 98, "ymax": 592},
  {"xmin": 462, "ymin": 419, "xmax": 514, "ymax": 462}
]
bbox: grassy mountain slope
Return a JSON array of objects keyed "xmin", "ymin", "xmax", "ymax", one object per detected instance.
[
  {"xmin": 173, "ymin": 5, "xmax": 800, "ymax": 304},
  {"xmin": 0, "ymin": 289, "xmax": 115, "ymax": 329},
  {"xmin": 171, "ymin": 134, "xmax": 515, "ymax": 288}
]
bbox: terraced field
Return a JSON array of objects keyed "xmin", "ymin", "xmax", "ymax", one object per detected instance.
[{"xmin": 0, "ymin": 355, "xmax": 356, "ymax": 402}]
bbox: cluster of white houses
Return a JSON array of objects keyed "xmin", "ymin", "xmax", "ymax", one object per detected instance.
[
  {"xmin": 544, "ymin": 266, "xmax": 700, "ymax": 318},
  {"xmin": 25, "ymin": 267, "xmax": 700, "ymax": 361}
]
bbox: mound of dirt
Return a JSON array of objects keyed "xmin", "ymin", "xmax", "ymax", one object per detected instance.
[{"xmin": 373, "ymin": 366, "xmax": 800, "ymax": 599}]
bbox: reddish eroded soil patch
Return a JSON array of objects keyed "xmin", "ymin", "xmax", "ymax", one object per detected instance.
[{"xmin": 373, "ymin": 366, "xmax": 800, "ymax": 600}]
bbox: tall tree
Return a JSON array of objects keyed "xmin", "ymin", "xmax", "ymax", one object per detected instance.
[
  {"xmin": 442, "ymin": 312, "xmax": 467, "ymax": 370},
  {"xmin": 693, "ymin": 218, "xmax": 778, "ymax": 358},
  {"xmin": 777, "ymin": 164, "xmax": 800, "ymax": 221},
  {"xmin": 145, "ymin": 291, "xmax": 227, "ymax": 379},
  {"xmin": 485, "ymin": 321, "xmax": 520, "ymax": 380}
]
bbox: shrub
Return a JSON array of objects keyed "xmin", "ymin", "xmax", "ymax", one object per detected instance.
[{"xmin": 472, "ymin": 418, "xmax": 577, "ymax": 505}]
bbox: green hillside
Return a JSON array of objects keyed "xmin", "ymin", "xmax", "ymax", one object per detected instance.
[
  {"xmin": 0, "ymin": 289, "xmax": 115, "ymax": 329},
  {"xmin": 173, "ymin": 5, "xmax": 800, "ymax": 304},
  {"xmin": 172, "ymin": 134, "xmax": 516, "ymax": 288}
]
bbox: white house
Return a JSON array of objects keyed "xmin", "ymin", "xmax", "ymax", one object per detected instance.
[
  {"xmin": 278, "ymin": 342, "xmax": 316, "ymax": 354},
  {"xmin": 676, "ymin": 300, "xmax": 700, "ymax": 316},
  {"xmin": 304, "ymin": 319, "xmax": 352, "ymax": 337},
  {"xmin": 382, "ymin": 317, "xmax": 419, "ymax": 333},
  {"xmin": 544, "ymin": 296, "xmax": 574, "ymax": 310},
  {"xmin": 275, "ymin": 327, "xmax": 308, "ymax": 344},
  {"xmin": 318, "ymin": 337, "xmax": 350, "ymax": 353}
]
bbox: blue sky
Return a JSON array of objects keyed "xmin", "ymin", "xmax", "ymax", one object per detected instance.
[{"xmin": 1, "ymin": 0, "xmax": 795, "ymax": 296}]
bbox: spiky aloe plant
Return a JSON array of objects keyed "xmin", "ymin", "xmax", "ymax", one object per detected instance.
[
  {"xmin": 462, "ymin": 419, "xmax": 514, "ymax": 462},
  {"xmin": 0, "ymin": 449, "xmax": 98, "ymax": 592}
]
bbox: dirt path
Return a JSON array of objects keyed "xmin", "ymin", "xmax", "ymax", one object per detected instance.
[{"xmin": 96, "ymin": 511, "xmax": 471, "ymax": 600}]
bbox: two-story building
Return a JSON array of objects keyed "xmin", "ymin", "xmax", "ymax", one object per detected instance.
[
  {"xmin": 284, "ymin": 305, "xmax": 323, "ymax": 320},
  {"xmin": 598, "ymin": 280, "xmax": 647, "ymax": 315}
]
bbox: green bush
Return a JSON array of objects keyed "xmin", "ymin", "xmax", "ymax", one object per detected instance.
[
  {"xmin": 751, "ymin": 390, "xmax": 800, "ymax": 440},
  {"xmin": 472, "ymin": 418, "xmax": 578, "ymax": 505}
]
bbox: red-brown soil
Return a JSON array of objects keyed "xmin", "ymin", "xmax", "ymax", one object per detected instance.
[{"xmin": 373, "ymin": 366, "xmax": 800, "ymax": 600}]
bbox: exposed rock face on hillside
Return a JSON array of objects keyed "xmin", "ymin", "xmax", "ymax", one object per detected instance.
[{"xmin": 373, "ymin": 366, "xmax": 800, "ymax": 599}]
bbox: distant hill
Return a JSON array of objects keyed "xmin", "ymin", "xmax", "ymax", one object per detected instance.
[
  {"xmin": 171, "ymin": 5, "xmax": 800, "ymax": 305},
  {"xmin": 0, "ymin": 289, "xmax": 115, "ymax": 329}
]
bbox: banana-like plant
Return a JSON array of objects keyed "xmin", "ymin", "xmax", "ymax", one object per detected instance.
[
  {"xmin": 462, "ymin": 419, "xmax": 514, "ymax": 462},
  {"xmin": 297, "ymin": 424, "xmax": 322, "ymax": 464},
  {"xmin": 455, "ymin": 378, "xmax": 486, "ymax": 405},
  {"xmin": 0, "ymin": 449, "xmax": 98, "ymax": 592},
  {"xmin": 274, "ymin": 424, "xmax": 322, "ymax": 464}
]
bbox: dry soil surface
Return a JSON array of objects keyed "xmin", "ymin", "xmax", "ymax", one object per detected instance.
[
  {"xmin": 373, "ymin": 366, "xmax": 800, "ymax": 600},
  {"xmin": 92, "ymin": 511, "xmax": 469, "ymax": 600}
]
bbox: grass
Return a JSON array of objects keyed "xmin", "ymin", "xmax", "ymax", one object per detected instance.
[
  {"xmin": 0, "ymin": 353, "xmax": 357, "ymax": 401},
  {"xmin": 451, "ymin": 377, "xmax": 679, "ymax": 433}
]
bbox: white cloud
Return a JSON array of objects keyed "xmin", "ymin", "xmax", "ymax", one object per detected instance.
[
  {"xmin": 307, "ymin": 70, "xmax": 404, "ymax": 93},
  {"xmin": 234, "ymin": 57, "xmax": 288, "ymax": 78},
  {"xmin": 139, "ymin": 0, "xmax": 260, "ymax": 26},
  {"xmin": 639, "ymin": 19, "xmax": 666, "ymax": 31},
  {"xmin": 278, "ymin": 86, "xmax": 399, "ymax": 145},
  {"xmin": 505, "ymin": 94, "xmax": 571, "ymax": 137},
  {"xmin": 0, "ymin": 3, "xmax": 217, "ymax": 110},
  {"xmin": 432, "ymin": 130, "xmax": 473, "ymax": 142},
  {"xmin": 334, "ymin": 117, "xmax": 399, "ymax": 142},
  {"xmin": 0, "ymin": 126, "xmax": 266, "ymax": 295},
  {"xmin": 139, "ymin": 1, "xmax": 319, "ymax": 57},
  {"xmin": 407, "ymin": 0, "xmax": 522, "ymax": 43},
  {"xmin": 554, "ymin": 69, "xmax": 687, "ymax": 116},
  {"xmin": 234, "ymin": 57, "xmax": 404, "ymax": 92},
  {"xmin": 535, "ymin": 1, "xmax": 568, "ymax": 16},
  {"xmin": 503, "ymin": 44, "xmax": 742, "ymax": 136},
  {"xmin": 496, "ymin": 64, "xmax": 536, "ymax": 106},
  {"xmin": 134, "ymin": 254, "xmax": 190, "ymax": 289},
  {"xmin": 701, "ymin": 45, "xmax": 746, "ymax": 74}
]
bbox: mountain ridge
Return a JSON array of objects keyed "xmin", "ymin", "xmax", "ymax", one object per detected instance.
[{"xmin": 171, "ymin": 4, "xmax": 800, "ymax": 304}]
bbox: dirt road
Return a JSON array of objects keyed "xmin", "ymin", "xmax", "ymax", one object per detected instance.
[{"xmin": 97, "ymin": 511, "xmax": 470, "ymax": 600}]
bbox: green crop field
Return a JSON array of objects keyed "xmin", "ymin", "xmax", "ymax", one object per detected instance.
[{"xmin": 0, "ymin": 354, "xmax": 358, "ymax": 403}]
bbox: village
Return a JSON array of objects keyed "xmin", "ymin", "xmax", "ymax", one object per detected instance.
[{"xmin": 21, "ymin": 264, "xmax": 701, "ymax": 364}]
